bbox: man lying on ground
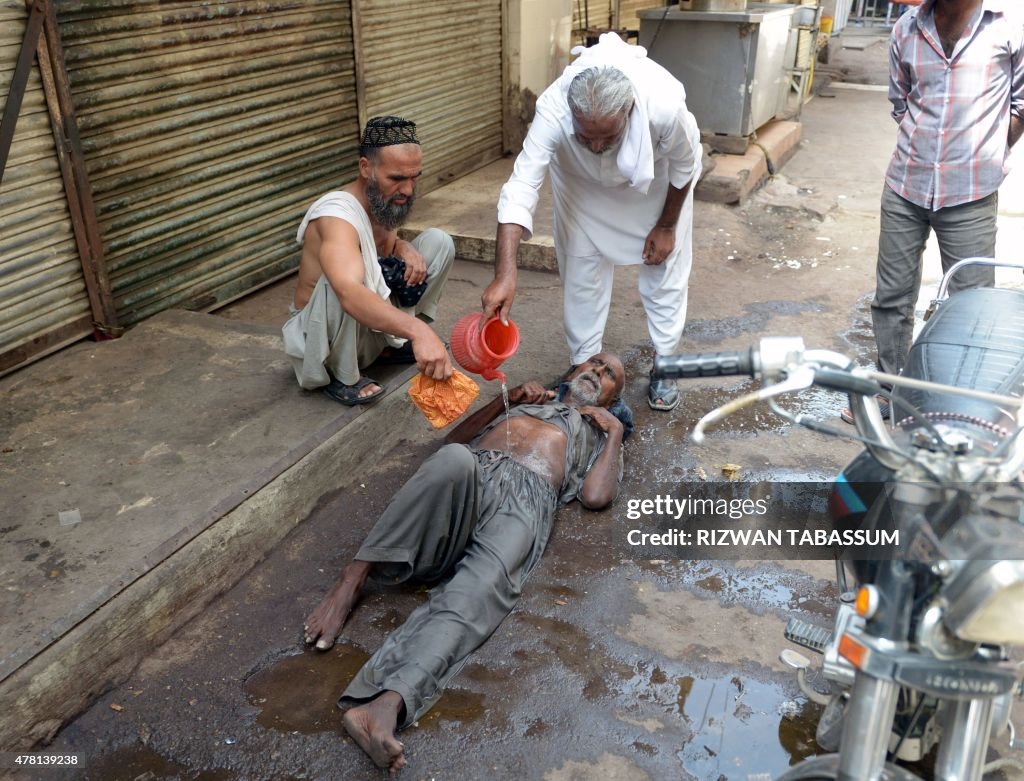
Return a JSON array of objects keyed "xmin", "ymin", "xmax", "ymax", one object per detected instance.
[{"xmin": 303, "ymin": 353, "xmax": 629, "ymax": 774}]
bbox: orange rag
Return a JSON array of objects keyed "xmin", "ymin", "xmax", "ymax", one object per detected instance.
[{"xmin": 408, "ymin": 370, "xmax": 480, "ymax": 428}]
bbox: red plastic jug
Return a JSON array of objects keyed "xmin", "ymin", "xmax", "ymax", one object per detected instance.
[{"xmin": 450, "ymin": 312, "xmax": 520, "ymax": 383}]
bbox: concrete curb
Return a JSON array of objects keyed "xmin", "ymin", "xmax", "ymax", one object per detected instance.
[
  {"xmin": 696, "ymin": 120, "xmax": 803, "ymax": 205},
  {"xmin": 401, "ymin": 227, "xmax": 557, "ymax": 273}
]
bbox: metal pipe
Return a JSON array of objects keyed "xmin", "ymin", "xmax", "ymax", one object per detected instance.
[
  {"xmin": 837, "ymin": 674, "xmax": 900, "ymax": 781},
  {"xmin": 934, "ymin": 698, "xmax": 995, "ymax": 781}
]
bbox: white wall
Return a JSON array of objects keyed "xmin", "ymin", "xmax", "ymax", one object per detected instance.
[{"xmin": 516, "ymin": 0, "xmax": 572, "ymax": 96}]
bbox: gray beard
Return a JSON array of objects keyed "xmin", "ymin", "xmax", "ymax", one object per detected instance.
[
  {"xmin": 367, "ymin": 175, "xmax": 414, "ymax": 230},
  {"xmin": 568, "ymin": 371, "xmax": 600, "ymax": 405}
]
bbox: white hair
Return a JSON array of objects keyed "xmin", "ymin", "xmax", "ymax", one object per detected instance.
[{"xmin": 567, "ymin": 66, "xmax": 634, "ymax": 120}]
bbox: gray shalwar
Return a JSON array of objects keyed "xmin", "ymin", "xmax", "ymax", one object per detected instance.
[{"xmin": 341, "ymin": 402, "xmax": 620, "ymax": 727}]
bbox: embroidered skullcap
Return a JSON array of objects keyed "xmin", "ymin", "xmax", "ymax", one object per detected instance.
[{"xmin": 361, "ymin": 116, "xmax": 419, "ymax": 148}]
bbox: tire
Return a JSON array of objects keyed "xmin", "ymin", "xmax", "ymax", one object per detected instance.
[{"xmin": 776, "ymin": 754, "xmax": 924, "ymax": 781}]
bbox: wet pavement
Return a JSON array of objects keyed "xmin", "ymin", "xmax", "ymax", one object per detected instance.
[{"xmin": 33, "ymin": 371, "xmax": 853, "ymax": 781}]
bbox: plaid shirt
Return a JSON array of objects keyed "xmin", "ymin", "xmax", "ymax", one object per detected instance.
[{"xmin": 886, "ymin": 0, "xmax": 1024, "ymax": 210}]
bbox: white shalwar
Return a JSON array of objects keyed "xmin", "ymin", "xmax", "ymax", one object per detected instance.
[{"xmin": 498, "ymin": 33, "xmax": 701, "ymax": 365}]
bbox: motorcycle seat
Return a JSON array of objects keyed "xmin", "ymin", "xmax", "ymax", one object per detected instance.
[{"xmin": 894, "ymin": 287, "xmax": 1024, "ymax": 435}]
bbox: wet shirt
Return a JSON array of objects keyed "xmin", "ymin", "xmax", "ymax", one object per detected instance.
[
  {"xmin": 473, "ymin": 402, "xmax": 622, "ymax": 505},
  {"xmin": 886, "ymin": 0, "xmax": 1024, "ymax": 210}
]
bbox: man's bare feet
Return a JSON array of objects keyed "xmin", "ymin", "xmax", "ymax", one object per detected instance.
[
  {"xmin": 342, "ymin": 691, "xmax": 407, "ymax": 775},
  {"xmin": 304, "ymin": 561, "xmax": 372, "ymax": 650}
]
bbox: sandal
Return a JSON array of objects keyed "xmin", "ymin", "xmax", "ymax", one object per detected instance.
[
  {"xmin": 648, "ymin": 376, "xmax": 680, "ymax": 411},
  {"xmin": 840, "ymin": 396, "xmax": 891, "ymax": 425},
  {"xmin": 322, "ymin": 376, "xmax": 386, "ymax": 406}
]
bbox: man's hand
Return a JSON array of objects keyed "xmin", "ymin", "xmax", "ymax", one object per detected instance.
[
  {"xmin": 642, "ymin": 225, "xmax": 676, "ymax": 265},
  {"xmin": 394, "ymin": 239, "xmax": 428, "ymax": 286},
  {"xmin": 509, "ymin": 382, "xmax": 555, "ymax": 405},
  {"xmin": 481, "ymin": 276, "xmax": 516, "ymax": 325},
  {"xmin": 578, "ymin": 405, "xmax": 624, "ymax": 437},
  {"xmin": 412, "ymin": 330, "xmax": 453, "ymax": 380}
]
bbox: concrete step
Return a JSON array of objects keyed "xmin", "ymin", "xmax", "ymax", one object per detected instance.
[
  {"xmin": 696, "ymin": 120, "xmax": 803, "ymax": 205},
  {"xmin": 402, "ymin": 157, "xmax": 557, "ymax": 272}
]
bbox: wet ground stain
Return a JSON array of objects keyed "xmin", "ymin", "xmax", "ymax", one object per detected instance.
[
  {"xmin": 616, "ymin": 664, "xmax": 821, "ymax": 779},
  {"xmin": 635, "ymin": 561, "xmax": 836, "ymax": 618},
  {"xmin": 684, "ymin": 301, "xmax": 827, "ymax": 345},
  {"xmin": 838, "ymin": 293, "xmax": 877, "ymax": 365},
  {"xmin": 68, "ymin": 743, "xmax": 236, "ymax": 781},
  {"xmin": 513, "ymin": 612, "xmax": 635, "ymax": 702},
  {"xmin": 245, "ymin": 642, "xmax": 493, "ymax": 737},
  {"xmin": 414, "ymin": 688, "xmax": 488, "ymax": 729},
  {"xmin": 244, "ymin": 644, "xmax": 368, "ymax": 734}
]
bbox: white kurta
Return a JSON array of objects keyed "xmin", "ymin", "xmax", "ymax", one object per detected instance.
[{"xmin": 498, "ymin": 33, "xmax": 701, "ymax": 364}]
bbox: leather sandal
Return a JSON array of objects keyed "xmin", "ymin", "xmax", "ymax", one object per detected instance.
[
  {"xmin": 322, "ymin": 376, "xmax": 386, "ymax": 406},
  {"xmin": 648, "ymin": 376, "xmax": 680, "ymax": 411}
]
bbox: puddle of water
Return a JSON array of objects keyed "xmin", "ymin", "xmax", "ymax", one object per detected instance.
[
  {"xmin": 75, "ymin": 743, "xmax": 234, "ymax": 781},
  {"xmin": 637, "ymin": 560, "xmax": 836, "ymax": 616},
  {"xmin": 245, "ymin": 643, "xmax": 491, "ymax": 736},
  {"xmin": 244, "ymin": 644, "xmax": 369, "ymax": 735},
  {"xmin": 414, "ymin": 688, "xmax": 487, "ymax": 729},
  {"xmin": 619, "ymin": 666, "xmax": 821, "ymax": 779},
  {"xmin": 636, "ymin": 562, "xmax": 829, "ymax": 618}
]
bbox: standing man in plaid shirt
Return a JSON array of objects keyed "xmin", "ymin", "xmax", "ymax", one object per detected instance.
[{"xmin": 872, "ymin": 0, "xmax": 1023, "ymax": 389}]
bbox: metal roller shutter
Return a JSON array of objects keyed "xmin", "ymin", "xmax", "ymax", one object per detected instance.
[
  {"xmin": 354, "ymin": 0, "xmax": 502, "ymax": 192},
  {"xmin": 572, "ymin": 0, "xmax": 615, "ymax": 45},
  {"xmin": 618, "ymin": 0, "xmax": 661, "ymax": 36},
  {"xmin": 55, "ymin": 0, "xmax": 361, "ymax": 326},
  {"xmin": 1, "ymin": 0, "xmax": 93, "ymax": 374}
]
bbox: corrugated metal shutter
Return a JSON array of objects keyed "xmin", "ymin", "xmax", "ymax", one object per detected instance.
[
  {"xmin": 1, "ymin": 0, "xmax": 93, "ymax": 374},
  {"xmin": 355, "ymin": 0, "xmax": 502, "ymax": 192},
  {"xmin": 54, "ymin": 0, "xmax": 361, "ymax": 326},
  {"xmin": 618, "ymin": 0, "xmax": 661, "ymax": 35},
  {"xmin": 572, "ymin": 0, "xmax": 615, "ymax": 45}
]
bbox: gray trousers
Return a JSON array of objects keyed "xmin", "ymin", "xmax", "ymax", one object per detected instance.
[
  {"xmin": 871, "ymin": 185, "xmax": 997, "ymax": 377},
  {"xmin": 341, "ymin": 444, "xmax": 558, "ymax": 728},
  {"xmin": 283, "ymin": 228, "xmax": 455, "ymax": 389}
]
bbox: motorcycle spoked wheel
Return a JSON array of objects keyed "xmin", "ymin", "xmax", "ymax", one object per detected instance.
[{"xmin": 775, "ymin": 754, "xmax": 923, "ymax": 781}]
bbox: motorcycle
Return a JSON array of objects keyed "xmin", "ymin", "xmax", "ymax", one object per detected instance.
[{"xmin": 653, "ymin": 258, "xmax": 1024, "ymax": 780}]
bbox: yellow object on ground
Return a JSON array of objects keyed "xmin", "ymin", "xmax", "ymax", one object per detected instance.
[{"xmin": 409, "ymin": 370, "xmax": 480, "ymax": 428}]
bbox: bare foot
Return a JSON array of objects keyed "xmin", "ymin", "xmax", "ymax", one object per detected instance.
[
  {"xmin": 342, "ymin": 691, "xmax": 407, "ymax": 775},
  {"xmin": 304, "ymin": 561, "xmax": 372, "ymax": 650}
]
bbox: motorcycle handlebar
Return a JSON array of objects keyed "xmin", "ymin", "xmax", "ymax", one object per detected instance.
[{"xmin": 653, "ymin": 349, "xmax": 758, "ymax": 380}]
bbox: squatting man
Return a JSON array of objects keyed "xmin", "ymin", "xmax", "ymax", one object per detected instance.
[
  {"xmin": 282, "ymin": 116, "xmax": 454, "ymax": 406},
  {"xmin": 302, "ymin": 354, "xmax": 629, "ymax": 774}
]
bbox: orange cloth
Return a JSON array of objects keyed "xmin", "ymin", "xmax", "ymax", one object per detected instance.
[{"xmin": 408, "ymin": 370, "xmax": 480, "ymax": 428}]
